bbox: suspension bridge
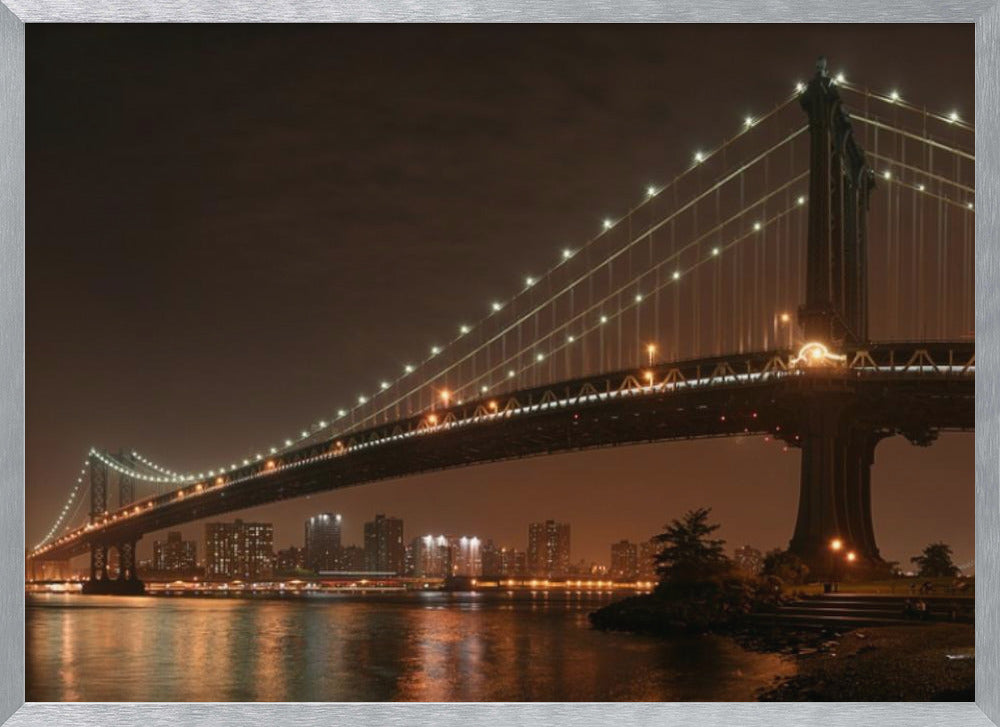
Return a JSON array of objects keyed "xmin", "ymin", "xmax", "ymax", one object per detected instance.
[{"xmin": 27, "ymin": 58, "xmax": 975, "ymax": 594}]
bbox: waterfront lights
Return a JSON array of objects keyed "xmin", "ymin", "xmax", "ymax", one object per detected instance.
[{"xmin": 830, "ymin": 538, "xmax": 843, "ymax": 552}]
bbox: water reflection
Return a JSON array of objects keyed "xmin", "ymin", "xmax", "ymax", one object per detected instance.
[{"xmin": 27, "ymin": 592, "xmax": 792, "ymax": 701}]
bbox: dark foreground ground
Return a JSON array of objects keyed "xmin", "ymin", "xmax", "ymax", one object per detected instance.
[{"xmin": 756, "ymin": 624, "xmax": 974, "ymax": 701}]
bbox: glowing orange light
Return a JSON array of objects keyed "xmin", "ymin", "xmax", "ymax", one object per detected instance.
[
  {"xmin": 780, "ymin": 312, "xmax": 791, "ymax": 323},
  {"xmin": 440, "ymin": 389, "xmax": 451, "ymax": 404},
  {"xmin": 830, "ymin": 538, "xmax": 843, "ymax": 552},
  {"xmin": 427, "ymin": 414, "xmax": 438, "ymax": 425},
  {"xmin": 265, "ymin": 460, "xmax": 276, "ymax": 470},
  {"xmin": 488, "ymin": 401, "xmax": 498, "ymax": 411},
  {"xmin": 846, "ymin": 551, "xmax": 857, "ymax": 562},
  {"xmin": 215, "ymin": 477, "xmax": 224, "ymax": 485}
]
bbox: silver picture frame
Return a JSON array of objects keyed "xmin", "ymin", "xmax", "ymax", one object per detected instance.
[{"xmin": 0, "ymin": 2, "xmax": 996, "ymax": 725}]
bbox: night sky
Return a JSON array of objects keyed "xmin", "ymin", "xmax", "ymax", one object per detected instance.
[{"xmin": 26, "ymin": 24, "xmax": 974, "ymax": 570}]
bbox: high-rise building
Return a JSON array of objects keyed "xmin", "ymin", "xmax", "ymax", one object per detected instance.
[
  {"xmin": 305, "ymin": 513, "xmax": 342, "ymax": 572},
  {"xmin": 734, "ymin": 545, "xmax": 764, "ymax": 576},
  {"xmin": 152, "ymin": 531, "xmax": 197, "ymax": 573},
  {"xmin": 412, "ymin": 534, "xmax": 451, "ymax": 577},
  {"xmin": 363, "ymin": 514, "xmax": 405, "ymax": 574},
  {"xmin": 527, "ymin": 520, "xmax": 571, "ymax": 577},
  {"xmin": 204, "ymin": 519, "xmax": 275, "ymax": 581},
  {"xmin": 339, "ymin": 544, "xmax": 365, "ymax": 572},
  {"xmin": 639, "ymin": 538, "xmax": 660, "ymax": 579},
  {"xmin": 610, "ymin": 540, "xmax": 639, "ymax": 579}
]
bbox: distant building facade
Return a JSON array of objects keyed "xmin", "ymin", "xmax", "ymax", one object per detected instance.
[
  {"xmin": 610, "ymin": 540, "xmax": 639, "ymax": 579},
  {"xmin": 152, "ymin": 531, "xmax": 197, "ymax": 573},
  {"xmin": 204, "ymin": 519, "xmax": 275, "ymax": 580},
  {"xmin": 411, "ymin": 534, "xmax": 482, "ymax": 577},
  {"xmin": 339, "ymin": 545, "xmax": 365, "ymax": 572},
  {"xmin": 734, "ymin": 545, "xmax": 764, "ymax": 576},
  {"xmin": 638, "ymin": 538, "xmax": 660, "ymax": 579},
  {"xmin": 275, "ymin": 546, "xmax": 306, "ymax": 574},
  {"xmin": 364, "ymin": 514, "xmax": 405, "ymax": 574},
  {"xmin": 527, "ymin": 520, "xmax": 571, "ymax": 577},
  {"xmin": 305, "ymin": 513, "xmax": 342, "ymax": 572}
]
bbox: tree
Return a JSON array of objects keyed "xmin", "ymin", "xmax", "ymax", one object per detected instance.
[
  {"xmin": 761, "ymin": 549, "xmax": 810, "ymax": 585},
  {"xmin": 653, "ymin": 507, "xmax": 730, "ymax": 584},
  {"xmin": 910, "ymin": 542, "xmax": 959, "ymax": 578}
]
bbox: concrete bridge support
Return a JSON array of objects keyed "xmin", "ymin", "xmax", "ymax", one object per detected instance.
[
  {"xmin": 82, "ymin": 538, "xmax": 144, "ymax": 595},
  {"xmin": 788, "ymin": 392, "xmax": 886, "ymax": 578}
]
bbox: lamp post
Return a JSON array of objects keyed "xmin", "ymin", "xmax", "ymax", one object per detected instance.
[
  {"xmin": 829, "ymin": 538, "xmax": 843, "ymax": 592},
  {"xmin": 646, "ymin": 343, "xmax": 657, "ymax": 366}
]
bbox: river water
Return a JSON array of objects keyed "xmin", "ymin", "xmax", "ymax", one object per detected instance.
[{"xmin": 26, "ymin": 591, "xmax": 792, "ymax": 701}]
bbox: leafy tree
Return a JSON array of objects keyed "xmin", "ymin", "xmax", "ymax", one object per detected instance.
[
  {"xmin": 653, "ymin": 507, "xmax": 730, "ymax": 584},
  {"xmin": 910, "ymin": 542, "xmax": 959, "ymax": 578},
  {"xmin": 760, "ymin": 548, "xmax": 810, "ymax": 585}
]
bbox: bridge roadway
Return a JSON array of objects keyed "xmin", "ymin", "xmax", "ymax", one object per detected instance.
[{"xmin": 30, "ymin": 341, "xmax": 973, "ymax": 568}]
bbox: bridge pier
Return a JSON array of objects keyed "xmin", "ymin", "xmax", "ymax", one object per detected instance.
[
  {"xmin": 788, "ymin": 393, "xmax": 886, "ymax": 578},
  {"xmin": 82, "ymin": 538, "xmax": 144, "ymax": 595}
]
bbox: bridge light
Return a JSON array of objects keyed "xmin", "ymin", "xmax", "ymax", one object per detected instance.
[
  {"xmin": 693, "ymin": 151, "xmax": 704, "ymax": 164},
  {"xmin": 753, "ymin": 221, "xmax": 762, "ymax": 231},
  {"xmin": 795, "ymin": 81, "xmax": 805, "ymax": 93},
  {"xmin": 882, "ymin": 170, "xmax": 891, "ymax": 180},
  {"xmin": 508, "ymin": 369, "xmax": 516, "ymax": 378},
  {"xmin": 835, "ymin": 72, "xmax": 845, "ymax": 84},
  {"xmin": 265, "ymin": 460, "xmax": 276, "ymax": 470},
  {"xmin": 890, "ymin": 89, "xmax": 900, "ymax": 102},
  {"xmin": 967, "ymin": 201, "xmax": 974, "ymax": 210},
  {"xmin": 427, "ymin": 414, "xmax": 438, "ymax": 425},
  {"xmin": 492, "ymin": 301, "xmax": 502, "ymax": 312},
  {"xmin": 404, "ymin": 364, "xmax": 414, "ymax": 375},
  {"xmin": 779, "ymin": 312, "xmax": 791, "ymax": 323},
  {"xmin": 634, "ymin": 293, "xmax": 643, "ymax": 303},
  {"xmin": 646, "ymin": 185, "xmax": 657, "ymax": 197},
  {"xmin": 846, "ymin": 551, "xmax": 857, "ymax": 562},
  {"xmin": 948, "ymin": 110, "xmax": 960, "ymax": 123},
  {"xmin": 567, "ymin": 335, "xmax": 575, "ymax": 343},
  {"xmin": 285, "ymin": 439, "xmax": 293, "ymax": 447},
  {"xmin": 600, "ymin": 315, "xmax": 608, "ymax": 324},
  {"xmin": 644, "ymin": 371, "xmax": 654, "ymax": 384},
  {"xmin": 917, "ymin": 184, "xmax": 925, "ymax": 192},
  {"xmin": 488, "ymin": 400, "xmax": 498, "ymax": 411},
  {"xmin": 459, "ymin": 324, "xmax": 470, "ymax": 335},
  {"xmin": 216, "ymin": 477, "xmax": 224, "ymax": 485},
  {"xmin": 603, "ymin": 218, "xmax": 613, "ymax": 230},
  {"xmin": 744, "ymin": 115, "xmax": 754, "ymax": 128},
  {"xmin": 830, "ymin": 538, "xmax": 843, "ymax": 552},
  {"xmin": 562, "ymin": 248, "xmax": 573, "ymax": 260},
  {"xmin": 358, "ymin": 395, "xmax": 368, "ymax": 405},
  {"xmin": 711, "ymin": 247, "xmax": 720, "ymax": 256},
  {"xmin": 440, "ymin": 390, "xmax": 451, "ymax": 404},
  {"xmin": 672, "ymin": 271, "xmax": 680, "ymax": 280},
  {"xmin": 525, "ymin": 276, "xmax": 535, "ymax": 287},
  {"xmin": 380, "ymin": 381, "xmax": 390, "ymax": 390},
  {"xmin": 797, "ymin": 196, "xmax": 806, "ymax": 205},
  {"xmin": 430, "ymin": 346, "xmax": 440, "ymax": 356},
  {"xmin": 646, "ymin": 343, "xmax": 657, "ymax": 365}
]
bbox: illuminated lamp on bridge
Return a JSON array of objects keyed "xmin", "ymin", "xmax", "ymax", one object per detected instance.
[
  {"xmin": 790, "ymin": 341, "xmax": 847, "ymax": 368},
  {"xmin": 264, "ymin": 459, "xmax": 276, "ymax": 470}
]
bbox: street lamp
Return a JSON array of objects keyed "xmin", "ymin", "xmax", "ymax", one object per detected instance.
[
  {"xmin": 829, "ymin": 538, "xmax": 843, "ymax": 592},
  {"xmin": 774, "ymin": 312, "xmax": 793, "ymax": 349},
  {"xmin": 646, "ymin": 343, "xmax": 657, "ymax": 366}
]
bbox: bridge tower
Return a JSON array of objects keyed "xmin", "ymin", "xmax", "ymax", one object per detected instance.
[
  {"xmin": 788, "ymin": 58, "xmax": 882, "ymax": 577},
  {"xmin": 82, "ymin": 451, "xmax": 144, "ymax": 595}
]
